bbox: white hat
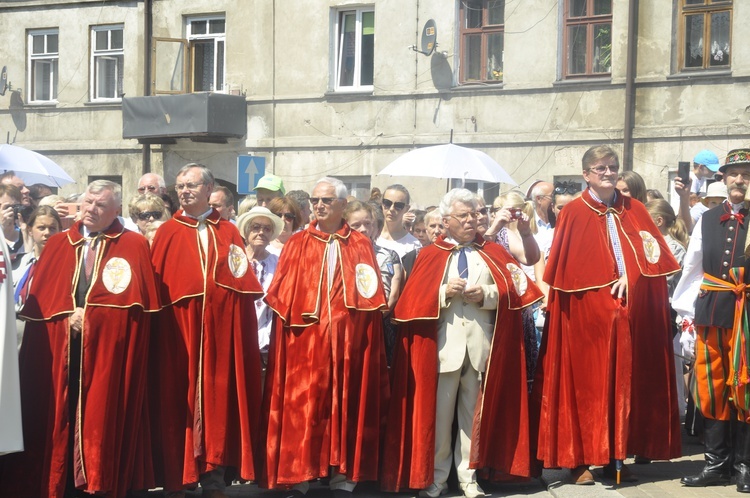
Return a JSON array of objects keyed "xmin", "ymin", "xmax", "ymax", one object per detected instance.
[
  {"xmin": 236, "ymin": 206, "xmax": 283, "ymax": 240},
  {"xmin": 701, "ymin": 182, "xmax": 728, "ymax": 206}
]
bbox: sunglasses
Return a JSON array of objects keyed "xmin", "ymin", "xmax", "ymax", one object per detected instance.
[
  {"xmin": 137, "ymin": 211, "xmax": 163, "ymax": 221},
  {"xmin": 310, "ymin": 197, "xmax": 336, "ymax": 205},
  {"xmin": 382, "ymin": 199, "xmax": 406, "ymax": 211},
  {"xmin": 282, "ymin": 212, "xmax": 296, "ymax": 221},
  {"xmin": 554, "ymin": 181, "xmax": 581, "ymax": 195}
]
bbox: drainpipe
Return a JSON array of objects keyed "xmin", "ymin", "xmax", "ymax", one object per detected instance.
[
  {"xmin": 142, "ymin": 0, "xmax": 153, "ymax": 174},
  {"xmin": 622, "ymin": 0, "xmax": 638, "ymax": 171}
]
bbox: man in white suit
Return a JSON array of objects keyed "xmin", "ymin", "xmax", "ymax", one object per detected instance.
[{"xmin": 0, "ymin": 235, "xmax": 22, "ymax": 456}]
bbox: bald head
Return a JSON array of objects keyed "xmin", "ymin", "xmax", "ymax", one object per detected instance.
[{"xmin": 137, "ymin": 173, "xmax": 167, "ymax": 195}]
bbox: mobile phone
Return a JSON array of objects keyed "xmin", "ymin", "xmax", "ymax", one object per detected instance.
[
  {"xmin": 59, "ymin": 202, "xmax": 82, "ymax": 217},
  {"xmin": 678, "ymin": 161, "xmax": 690, "ymax": 184}
]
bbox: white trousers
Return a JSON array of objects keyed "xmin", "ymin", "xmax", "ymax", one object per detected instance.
[{"xmin": 434, "ymin": 350, "xmax": 480, "ymax": 486}]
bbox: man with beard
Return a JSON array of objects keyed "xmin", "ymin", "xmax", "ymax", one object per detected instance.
[{"xmin": 674, "ymin": 149, "xmax": 750, "ymax": 493}]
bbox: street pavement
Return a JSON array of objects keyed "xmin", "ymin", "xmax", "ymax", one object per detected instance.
[{"xmin": 166, "ymin": 428, "xmax": 748, "ymax": 498}]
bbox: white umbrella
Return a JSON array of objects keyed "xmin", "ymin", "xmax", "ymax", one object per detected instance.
[
  {"xmin": 0, "ymin": 144, "xmax": 75, "ymax": 187},
  {"xmin": 378, "ymin": 143, "xmax": 517, "ymax": 186}
]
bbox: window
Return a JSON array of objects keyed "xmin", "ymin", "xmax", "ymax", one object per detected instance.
[
  {"xmin": 28, "ymin": 29, "xmax": 59, "ymax": 103},
  {"xmin": 339, "ymin": 176, "xmax": 371, "ymax": 200},
  {"xmin": 459, "ymin": 0, "xmax": 505, "ymax": 83},
  {"xmin": 91, "ymin": 25, "xmax": 124, "ymax": 101},
  {"xmin": 563, "ymin": 0, "xmax": 612, "ymax": 78},
  {"xmin": 187, "ymin": 16, "xmax": 225, "ymax": 92},
  {"xmin": 334, "ymin": 8, "xmax": 374, "ymax": 91},
  {"xmin": 680, "ymin": 0, "xmax": 731, "ymax": 70}
]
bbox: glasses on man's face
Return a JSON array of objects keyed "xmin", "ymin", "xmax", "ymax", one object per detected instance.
[
  {"xmin": 249, "ymin": 223, "xmax": 274, "ymax": 234},
  {"xmin": 450, "ymin": 211, "xmax": 479, "ymax": 223},
  {"xmin": 174, "ymin": 182, "xmax": 205, "ymax": 192},
  {"xmin": 137, "ymin": 210, "xmax": 163, "ymax": 221},
  {"xmin": 282, "ymin": 212, "xmax": 296, "ymax": 221},
  {"xmin": 382, "ymin": 199, "xmax": 406, "ymax": 211},
  {"xmin": 137, "ymin": 185, "xmax": 159, "ymax": 194},
  {"xmin": 310, "ymin": 197, "xmax": 336, "ymax": 206},
  {"xmin": 587, "ymin": 164, "xmax": 620, "ymax": 175}
]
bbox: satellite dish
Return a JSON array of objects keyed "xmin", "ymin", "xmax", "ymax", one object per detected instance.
[
  {"xmin": 410, "ymin": 19, "xmax": 437, "ymax": 56},
  {"xmin": 0, "ymin": 67, "xmax": 7, "ymax": 96},
  {"xmin": 421, "ymin": 19, "xmax": 437, "ymax": 56}
]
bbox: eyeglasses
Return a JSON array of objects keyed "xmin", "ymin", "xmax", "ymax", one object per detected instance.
[
  {"xmin": 477, "ymin": 207, "xmax": 489, "ymax": 215},
  {"xmin": 249, "ymin": 223, "xmax": 274, "ymax": 234},
  {"xmin": 449, "ymin": 211, "xmax": 479, "ymax": 223},
  {"xmin": 282, "ymin": 212, "xmax": 296, "ymax": 221},
  {"xmin": 174, "ymin": 182, "xmax": 205, "ymax": 191},
  {"xmin": 586, "ymin": 164, "xmax": 620, "ymax": 175},
  {"xmin": 310, "ymin": 197, "xmax": 336, "ymax": 205},
  {"xmin": 137, "ymin": 185, "xmax": 159, "ymax": 193},
  {"xmin": 136, "ymin": 211, "xmax": 163, "ymax": 221},
  {"xmin": 382, "ymin": 199, "xmax": 406, "ymax": 211}
]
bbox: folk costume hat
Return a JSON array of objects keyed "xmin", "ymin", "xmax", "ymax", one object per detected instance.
[
  {"xmin": 721, "ymin": 148, "xmax": 750, "ymax": 174},
  {"xmin": 237, "ymin": 206, "xmax": 284, "ymax": 241}
]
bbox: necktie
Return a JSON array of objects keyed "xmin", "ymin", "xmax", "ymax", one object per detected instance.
[
  {"xmin": 85, "ymin": 235, "xmax": 99, "ymax": 281},
  {"xmin": 15, "ymin": 258, "xmax": 36, "ymax": 305},
  {"xmin": 457, "ymin": 247, "xmax": 468, "ymax": 280}
]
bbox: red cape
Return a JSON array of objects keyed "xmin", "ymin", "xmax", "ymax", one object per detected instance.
[
  {"xmin": 260, "ymin": 221, "xmax": 389, "ymax": 487},
  {"xmin": 532, "ymin": 190, "xmax": 681, "ymax": 468},
  {"xmin": 380, "ymin": 235, "xmax": 543, "ymax": 492},
  {"xmin": 149, "ymin": 210, "xmax": 264, "ymax": 490},
  {"xmin": 2, "ymin": 220, "xmax": 159, "ymax": 498}
]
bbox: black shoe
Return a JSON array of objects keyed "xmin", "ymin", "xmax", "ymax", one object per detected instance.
[
  {"xmin": 737, "ymin": 464, "xmax": 750, "ymax": 493},
  {"xmin": 332, "ymin": 490, "xmax": 353, "ymax": 498},
  {"xmin": 680, "ymin": 470, "xmax": 731, "ymax": 487}
]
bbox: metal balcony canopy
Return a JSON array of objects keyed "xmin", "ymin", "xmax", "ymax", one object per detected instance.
[{"xmin": 122, "ymin": 93, "xmax": 247, "ymax": 144}]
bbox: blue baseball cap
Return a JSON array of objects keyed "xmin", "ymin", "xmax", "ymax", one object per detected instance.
[{"xmin": 693, "ymin": 149, "xmax": 720, "ymax": 172}]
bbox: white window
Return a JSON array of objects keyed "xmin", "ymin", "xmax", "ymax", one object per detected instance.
[
  {"xmin": 186, "ymin": 16, "xmax": 225, "ymax": 92},
  {"xmin": 333, "ymin": 7, "xmax": 374, "ymax": 91},
  {"xmin": 91, "ymin": 25, "xmax": 124, "ymax": 101},
  {"xmin": 28, "ymin": 29, "xmax": 59, "ymax": 103},
  {"xmin": 339, "ymin": 176, "xmax": 372, "ymax": 200}
]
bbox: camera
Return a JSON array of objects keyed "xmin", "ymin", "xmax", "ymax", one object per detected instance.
[{"xmin": 509, "ymin": 207, "xmax": 523, "ymax": 220}]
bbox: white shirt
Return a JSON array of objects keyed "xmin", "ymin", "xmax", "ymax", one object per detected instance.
[{"xmin": 376, "ymin": 232, "xmax": 421, "ymax": 259}]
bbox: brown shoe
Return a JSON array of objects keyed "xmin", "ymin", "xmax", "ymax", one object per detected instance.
[{"xmin": 570, "ymin": 465, "xmax": 595, "ymax": 485}]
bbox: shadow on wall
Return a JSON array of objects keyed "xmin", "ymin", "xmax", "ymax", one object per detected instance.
[
  {"xmin": 10, "ymin": 90, "xmax": 26, "ymax": 133},
  {"xmin": 430, "ymin": 52, "xmax": 453, "ymax": 92}
]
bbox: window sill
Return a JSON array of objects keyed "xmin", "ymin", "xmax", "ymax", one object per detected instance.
[
  {"xmin": 24, "ymin": 101, "xmax": 58, "ymax": 108},
  {"xmin": 553, "ymin": 76, "xmax": 612, "ymax": 88},
  {"xmin": 84, "ymin": 100, "xmax": 122, "ymax": 107},
  {"xmin": 667, "ymin": 69, "xmax": 732, "ymax": 81},
  {"xmin": 452, "ymin": 82, "xmax": 504, "ymax": 91},
  {"xmin": 325, "ymin": 88, "xmax": 374, "ymax": 98}
]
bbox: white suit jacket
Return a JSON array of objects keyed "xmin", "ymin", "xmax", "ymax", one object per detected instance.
[{"xmin": 437, "ymin": 246, "xmax": 498, "ymax": 373}]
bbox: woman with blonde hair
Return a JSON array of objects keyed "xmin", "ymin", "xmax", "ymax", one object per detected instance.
[{"xmin": 128, "ymin": 193, "xmax": 169, "ymax": 235}]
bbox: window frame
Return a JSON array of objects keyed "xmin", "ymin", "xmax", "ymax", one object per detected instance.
[
  {"xmin": 562, "ymin": 0, "xmax": 613, "ymax": 79},
  {"xmin": 458, "ymin": 0, "xmax": 505, "ymax": 84},
  {"xmin": 332, "ymin": 6, "xmax": 375, "ymax": 93},
  {"xmin": 678, "ymin": 0, "xmax": 732, "ymax": 71},
  {"xmin": 27, "ymin": 28, "xmax": 59, "ymax": 104},
  {"xmin": 186, "ymin": 15, "xmax": 226, "ymax": 93},
  {"xmin": 90, "ymin": 24, "xmax": 124, "ymax": 102}
]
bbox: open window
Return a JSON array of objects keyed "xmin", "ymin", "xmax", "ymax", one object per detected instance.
[
  {"xmin": 459, "ymin": 0, "xmax": 505, "ymax": 84},
  {"xmin": 562, "ymin": 0, "xmax": 612, "ymax": 78},
  {"xmin": 28, "ymin": 29, "xmax": 59, "ymax": 103},
  {"xmin": 333, "ymin": 7, "xmax": 374, "ymax": 92},
  {"xmin": 150, "ymin": 15, "xmax": 225, "ymax": 94},
  {"xmin": 91, "ymin": 25, "xmax": 124, "ymax": 101}
]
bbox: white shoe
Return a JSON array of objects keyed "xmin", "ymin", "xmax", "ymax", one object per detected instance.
[
  {"xmin": 419, "ymin": 482, "xmax": 448, "ymax": 498},
  {"xmin": 460, "ymin": 481, "xmax": 485, "ymax": 498}
]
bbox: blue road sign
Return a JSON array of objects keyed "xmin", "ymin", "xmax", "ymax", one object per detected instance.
[{"xmin": 237, "ymin": 155, "xmax": 266, "ymax": 195}]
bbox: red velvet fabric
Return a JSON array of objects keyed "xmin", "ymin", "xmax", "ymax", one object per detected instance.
[
  {"xmin": 0, "ymin": 220, "xmax": 159, "ymax": 498},
  {"xmin": 149, "ymin": 210, "xmax": 264, "ymax": 491},
  {"xmin": 260, "ymin": 221, "xmax": 389, "ymax": 488},
  {"xmin": 532, "ymin": 190, "xmax": 681, "ymax": 469},
  {"xmin": 381, "ymin": 235, "xmax": 543, "ymax": 492}
]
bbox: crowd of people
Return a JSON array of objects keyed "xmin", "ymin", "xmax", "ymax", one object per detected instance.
[{"xmin": 0, "ymin": 143, "xmax": 749, "ymax": 498}]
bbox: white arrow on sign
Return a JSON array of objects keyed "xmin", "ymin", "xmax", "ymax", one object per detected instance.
[{"xmin": 246, "ymin": 158, "xmax": 259, "ymax": 183}]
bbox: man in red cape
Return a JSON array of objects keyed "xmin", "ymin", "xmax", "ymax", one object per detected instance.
[
  {"xmin": 0, "ymin": 180, "xmax": 159, "ymax": 498},
  {"xmin": 150, "ymin": 164, "xmax": 264, "ymax": 498},
  {"xmin": 531, "ymin": 145, "xmax": 681, "ymax": 485},
  {"xmin": 381, "ymin": 188, "xmax": 542, "ymax": 498},
  {"xmin": 260, "ymin": 177, "xmax": 389, "ymax": 498}
]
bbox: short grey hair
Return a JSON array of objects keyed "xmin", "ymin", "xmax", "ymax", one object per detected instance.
[
  {"xmin": 314, "ymin": 176, "xmax": 348, "ymax": 199},
  {"xmin": 139, "ymin": 173, "xmax": 166, "ymax": 189},
  {"xmin": 177, "ymin": 163, "xmax": 215, "ymax": 189},
  {"xmin": 87, "ymin": 180, "xmax": 122, "ymax": 205},
  {"xmin": 425, "ymin": 208, "xmax": 442, "ymax": 223},
  {"xmin": 384, "ymin": 184, "xmax": 411, "ymax": 204},
  {"xmin": 439, "ymin": 188, "xmax": 477, "ymax": 217}
]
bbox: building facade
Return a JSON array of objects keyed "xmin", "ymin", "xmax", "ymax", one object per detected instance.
[{"xmin": 0, "ymin": 0, "xmax": 747, "ymax": 206}]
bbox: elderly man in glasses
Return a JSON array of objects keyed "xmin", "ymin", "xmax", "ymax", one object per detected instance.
[
  {"xmin": 532, "ymin": 145, "xmax": 681, "ymax": 485},
  {"xmin": 149, "ymin": 163, "xmax": 264, "ymax": 498},
  {"xmin": 260, "ymin": 176, "xmax": 389, "ymax": 498},
  {"xmin": 376, "ymin": 184, "xmax": 421, "ymax": 258},
  {"xmin": 136, "ymin": 173, "xmax": 167, "ymax": 195},
  {"xmin": 382, "ymin": 188, "xmax": 543, "ymax": 498}
]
